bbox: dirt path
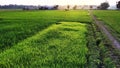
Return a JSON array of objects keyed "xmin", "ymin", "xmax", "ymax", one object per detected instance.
[{"xmin": 89, "ymin": 10, "xmax": 120, "ymax": 49}]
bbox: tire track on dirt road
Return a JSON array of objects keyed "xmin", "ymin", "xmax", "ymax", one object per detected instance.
[
  {"xmin": 89, "ymin": 10, "xmax": 120, "ymax": 49},
  {"xmin": 89, "ymin": 10, "xmax": 120, "ymax": 68}
]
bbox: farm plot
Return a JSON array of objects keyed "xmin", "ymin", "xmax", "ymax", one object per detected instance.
[
  {"xmin": 0, "ymin": 10, "xmax": 91, "ymax": 51},
  {"xmin": 0, "ymin": 10, "xmax": 117, "ymax": 68},
  {"xmin": 93, "ymin": 10, "xmax": 120, "ymax": 41},
  {"xmin": 0, "ymin": 22, "xmax": 88, "ymax": 68}
]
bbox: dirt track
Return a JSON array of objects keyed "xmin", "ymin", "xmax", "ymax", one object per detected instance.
[{"xmin": 89, "ymin": 10, "xmax": 120, "ymax": 49}]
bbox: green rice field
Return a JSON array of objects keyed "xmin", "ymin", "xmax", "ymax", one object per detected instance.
[{"xmin": 0, "ymin": 10, "xmax": 119, "ymax": 68}]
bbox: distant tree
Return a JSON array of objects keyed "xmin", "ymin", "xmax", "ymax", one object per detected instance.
[
  {"xmin": 117, "ymin": 1, "xmax": 120, "ymax": 9},
  {"xmin": 38, "ymin": 6, "xmax": 48, "ymax": 10},
  {"xmin": 53, "ymin": 5, "xmax": 59, "ymax": 10},
  {"xmin": 0, "ymin": 5, "xmax": 2, "ymax": 8},
  {"xmin": 100, "ymin": 2, "xmax": 110, "ymax": 10},
  {"xmin": 44, "ymin": 7, "xmax": 48, "ymax": 10},
  {"xmin": 97, "ymin": 6, "xmax": 101, "ymax": 9},
  {"xmin": 23, "ymin": 7, "xmax": 26, "ymax": 10},
  {"xmin": 23, "ymin": 7, "xmax": 29, "ymax": 10},
  {"xmin": 73, "ymin": 5, "xmax": 77, "ymax": 10},
  {"xmin": 67, "ymin": 5, "xmax": 70, "ymax": 10},
  {"xmin": 90, "ymin": 5, "xmax": 93, "ymax": 9},
  {"xmin": 39, "ymin": 6, "xmax": 44, "ymax": 10}
]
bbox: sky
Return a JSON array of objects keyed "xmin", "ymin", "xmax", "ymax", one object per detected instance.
[{"xmin": 0, "ymin": 0, "xmax": 119, "ymax": 6}]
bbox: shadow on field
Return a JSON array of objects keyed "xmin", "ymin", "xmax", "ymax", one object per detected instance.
[
  {"xmin": 56, "ymin": 20, "xmax": 92, "ymax": 24},
  {"xmin": 0, "ymin": 18, "xmax": 3, "ymax": 21}
]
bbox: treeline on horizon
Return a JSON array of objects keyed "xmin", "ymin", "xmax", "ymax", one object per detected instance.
[
  {"xmin": 0, "ymin": 4, "xmax": 59, "ymax": 10},
  {"xmin": 0, "ymin": 4, "xmax": 106, "ymax": 10},
  {"xmin": 0, "ymin": 1, "xmax": 120, "ymax": 10}
]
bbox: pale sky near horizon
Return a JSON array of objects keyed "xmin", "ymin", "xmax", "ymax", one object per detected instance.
[{"xmin": 0, "ymin": 0, "xmax": 119, "ymax": 6}]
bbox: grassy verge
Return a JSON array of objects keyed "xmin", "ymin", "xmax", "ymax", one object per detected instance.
[{"xmin": 86, "ymin": 22, "xmax": 116, "ymax": 68}]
